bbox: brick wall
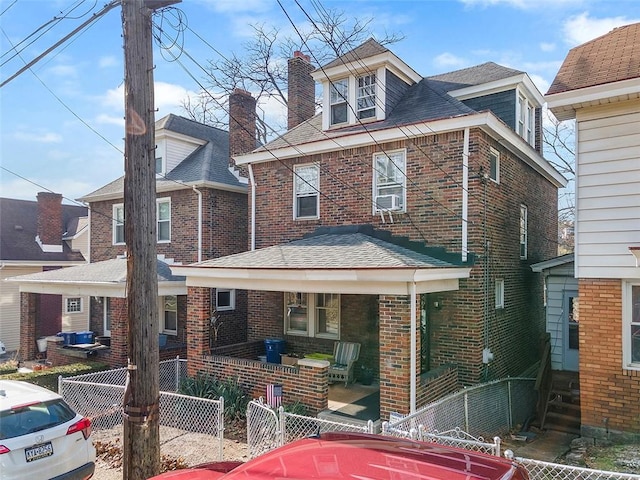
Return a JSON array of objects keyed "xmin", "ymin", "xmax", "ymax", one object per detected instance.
[
  {"xmin": 19, "ymin": 292, "xmax": 39, "ymax": 360},
  {"xmin": 579, "ymin": 278, "xmax": 640, "ymax": 440},
  {"xmin": 417, "ymin": 364, "xmax": 459, "ymax": 407},
  {"xmin": 37, "ymin": 192, "xmax": 62, "ymax": 246},
  {"xmin": 287, "ymin": 52, "xmax": 315, "ymax": 130}
]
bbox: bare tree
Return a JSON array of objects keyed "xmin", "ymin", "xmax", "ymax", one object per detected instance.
[
  {"xmin": 543, "ymin": 110, "xmax": 576, "ymax": 253},
  {"xmin": 181, "ymin": 8, "xmax": 402, "ymax": 143}
]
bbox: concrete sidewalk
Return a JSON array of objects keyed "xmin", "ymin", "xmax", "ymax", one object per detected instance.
[{"xmin": 505, "ymin": 430, "xmax": 578, "ymax": 462}]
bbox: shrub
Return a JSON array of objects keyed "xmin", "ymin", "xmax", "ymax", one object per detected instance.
[
  {"xmin": 1, "ymin": 362, "xmax": 109, "ymax": 391},
  {"xmin": 178, "ymin": 374, "xmax": 249, "ymax": 422}
]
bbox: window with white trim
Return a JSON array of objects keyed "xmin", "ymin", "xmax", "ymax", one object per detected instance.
[
  {"xmin": 216, "ymin": 288, "xmax": 236, "ymax": 311},
  {"xmin": 623, "ymin": 282, "xmax": 640, "ymax": 369},
  {"xmin": 155, "ymin": 157, "xmax": 163, "ymax": 175},
  {"xmin": 373, "ymin": 150, "xmax": 406, "ymax": 212},
  {"xmin": 285, "ymin": 292, "xmax": 340, "ymax": 339},
  {"xmin": 330, "ymin": 78, "xmax": 348, "ymax": 125},
  {"xmin": 162, "ymin": 295, "xmax": 177, "ymax": 334},
  {"xmin": 113, "ymin": 204, "xmax": 125, "ymax": 245},
  {"xmin": 517, "ymin": 93, "xmax": 535, "ymax": 147},
  {"xmin": 495, "ymin": 279, "xmax": 505, "ymax": 309},
  {"xmin": 519, "ymin": 204, "xmax": 528, "ymax": 259},
  {"xmin": 294, "ymin": 164, "xmax": 319, "ymax": 219},
  {"xmin": 65, "ymin": 297, "xmax": 82, "ymax": 314},
  {"xmin": 489, "ymin": 148, "xmax": 500, "ymax": 183},
  {"xmin": 357, "ymin": 73, "xmax": 376, "ymax": 119},
  {"xmin": 103, "ymin": 297, "xmax": 111, "ymax": 336},
  {"xmin": 157, "ymin": 198, "xmax": 171, "ymax": 242}
]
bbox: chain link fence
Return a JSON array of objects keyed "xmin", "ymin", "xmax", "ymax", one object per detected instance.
[
  {"xmin": 59, "ymin": 358, "xmax": 225, "ymax": 461},
  {"xmin": 511, "ymin": 456, "xmax": 640, "ymax": 480},
  {"xmin": 246, "ymin": 398, "xmax": 375, "ymax": 458}
]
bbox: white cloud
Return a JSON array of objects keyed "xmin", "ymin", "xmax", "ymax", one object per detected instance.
[
  {"xmin": 433, "ymin": 52, "xmax": 468, "ymax": 70},
  {"xmin": 563, "ymin": 13, "xmax": 640, "ymax": 46},
  {"xmin": 99, "ymin": 56, "xmax": 119, "ymax": 68},
  {"xmin": 528, "ymin": 73, "xmax": 550, "ymax": 96},
  {"xmin": 95, "ymin": 113, "xmax": 124, "ymax": 127},
  {"xmin": 460, "ymin": 0, "xmax": 583, "ymax": 9},
  {"xmin": 98, "ymin": 82, "xmax": 200, "ymax": 119},
  {"xmin": 46, "ymin": 64, "xmax": 77, "ymax": 78},
  {"xmin": 540, "ymin": 42, "xmax": 556, "ymax": 52},
  {"xmin": 13, "ymin": 131, "xmax": 62, "ymax": 143}
]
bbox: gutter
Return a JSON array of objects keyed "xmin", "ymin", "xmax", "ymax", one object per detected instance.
[
  {"xmin": 192, "ymin": 186, "xmax": 203, "ymax": 263},
  {"xmin": 248, "ymin": 164, "xmax": 256, "ymax": 251}
]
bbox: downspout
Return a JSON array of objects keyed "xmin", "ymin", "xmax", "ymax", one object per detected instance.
[
  {"xmin": 192, "ymin": 186, "xmax": 202, "ymax": 263},
  {"xmin": 410, "ymin": 281, "xmax": 417, "ymax": 413},
  {"xmin": 462, "ymin": 128, "xmax": 469, "ymax": 262},
  {"xmin": 248, "ymin": 163, "xmax": 256, "ymax": 251}
]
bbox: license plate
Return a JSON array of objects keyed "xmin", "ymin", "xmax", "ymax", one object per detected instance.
[{"xmin": 25, "ymin": 442, "xmax": 53, "ymax": 462}]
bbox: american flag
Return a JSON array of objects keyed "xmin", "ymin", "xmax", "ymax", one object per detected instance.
[{"xmin": 266, "ymin": 384, "xmax": 283, "ymax": 408}]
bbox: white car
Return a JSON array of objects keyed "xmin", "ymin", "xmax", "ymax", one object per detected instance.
[{"xmin": 0, "ymin": 380, "xmax": 95, "ymax": 480}]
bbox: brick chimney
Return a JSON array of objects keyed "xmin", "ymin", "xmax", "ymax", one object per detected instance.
[
  {"xmin": 36, "ymin": 192, "xmax": 63, "ymax": 252},
  {"xmin": 287, "ymin": 51, "xmax": 315, "ymax": 130},
  {"xmin": 229, "ymin": 88, "xmax": 257, "ymax": 165}
]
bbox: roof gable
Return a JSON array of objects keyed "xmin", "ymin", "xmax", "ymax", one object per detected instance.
[{"xmin": 321, "ymin": 38, "xmax": 389, "ymax": 70}]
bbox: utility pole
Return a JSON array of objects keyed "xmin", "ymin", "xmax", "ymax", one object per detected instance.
[{"xmin": 121, "ymin": 1, "xmax": 178, "ymax": 478}]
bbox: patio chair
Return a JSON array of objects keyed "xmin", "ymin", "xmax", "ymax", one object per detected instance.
[{"xmin": 328, "ymin": 341, "xmax": 361, "ymax": 387}]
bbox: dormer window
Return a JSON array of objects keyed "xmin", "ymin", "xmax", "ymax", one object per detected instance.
[
  {"xmin": 330, "ymin": 79, "xmax": 348, "ymax": 125},
  {"xmin": 517, "ymin": 93, "xmax": 535, "ymax": 147},
  {"xmin": 357, "ymin": 74, "xmax": 376, "ymax": 119}
]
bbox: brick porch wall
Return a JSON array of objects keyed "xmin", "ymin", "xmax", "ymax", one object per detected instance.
[
  {"xmin": 19, "ymin": 292, "xmax": 39, "ymax": 361},
  {"xmin": 417, "ymin": 364, "xmax": 460, "ymax": 407},
  {"xmin": 579, "ymin": 278, "xmax": 640, "ymax": 440}
]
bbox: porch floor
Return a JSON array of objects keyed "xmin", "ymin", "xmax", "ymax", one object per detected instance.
[{"xmin": 320, "ymin": 382, "xmax": 381, "ymax": 431}]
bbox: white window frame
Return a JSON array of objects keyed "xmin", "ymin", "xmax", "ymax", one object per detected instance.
[
  {"xmin": 65, "ymin": 297, "xmax": 83, "ymax": 314},
  {"xmin": 284, "ymin": 292, "xmax": 340, "ymax": 339},
  {"xmin": 161, "ymin": 295, "xmax": 177, "ymax": 335},
  {"xmin": 356, "ymin": 73, "xmax": 376, "ymax": 120},
  {"xmin": 113, "ymin": 203, "xmax": 125, "ymax": 245},
  {"xmin": 330, "ymin": 78, "xmax": 348, "ymax": 126},
  {"xmin": 157, "ymin": 197, "xmax": 171, "ymax": 243},
  {"xmin": 489, "ymin": 148, "xmax": 500, "ymax": 183},
  {"xmin": 520, "ymin": 204, "xmax": 528, "ymax": 260},
  {"xmin": 293, "ymin": 164, "xmax": 320, "ymax": 220},
  {"xmin": 155, "ymin": 157, "xmax": 164, "ymax": 175},
  {"xmin": 373, "ymin": 150, "xmax": 406, "ymax": 213},
  {"xmin": 517, "ymin": 91, "xmax": 535, "ymax": 147},
  {"xmin": 216, "ymin": 288, "xmax": 236, "ymax": 311},
  {"xmin": 103, "ymin": 297, "xmax": 111, "ymax": 336},
  {"xmin": 623, "ymin": 282, "xmax": 640, "ymax": 370},
  {"xmin": 495, "ymin": 279, "xmax": 505, "ymax": 309}
]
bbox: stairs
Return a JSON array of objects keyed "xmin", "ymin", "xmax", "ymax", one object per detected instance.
[{"xmin": 541, "ymin": 371, "xmax": 581, "ymax": 435}]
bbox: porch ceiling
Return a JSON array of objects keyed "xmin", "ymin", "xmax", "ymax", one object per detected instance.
[
  {"xmin": 172, "ymin": 231, "xmax": 472, "ymax": 295},
  {"xmin": 5, "ymin": 258, "xmax": 187, "ymax": 298}
]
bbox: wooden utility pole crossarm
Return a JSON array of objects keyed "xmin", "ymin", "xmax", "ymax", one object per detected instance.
[{"xmin": 121, "ymin": 1, "xmax": 179, "ymax": 479}]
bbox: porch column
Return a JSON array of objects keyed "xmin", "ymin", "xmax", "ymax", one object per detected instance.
[
  {"xmin": 19, "ymin": 292, "xmax": 39, "ymax": 361},
  {"xmin": 186, "ymin": 286, "xmax": 211, "ymax": 376},
  {"xmin": 109, "ymin": 297, "xmax": 128, "ymax": 367},
  {"xmin": 379, "ymin": 294, "xmax": 415, "ymax": 419}
]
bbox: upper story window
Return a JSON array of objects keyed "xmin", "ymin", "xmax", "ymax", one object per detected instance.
[
  {"xmin": 489, "ymin": 148, "xmax": 500, "ymax": 183},
  {"xmin": 519, "ymin": 204, "xmax": 528, "ymax": 259},
  {"xmin": 65, "ymin": 297, "xmax": 82, "ymax": 314},
  {"xmin": 357, "ymin": 73, "xmax": 376, "ymax": 119},
  {"xmin": 330, "ymin": 78, "xmax": 348, "ymax": 126},
  {"xmin": 517, "ymin": 93, "xmax": 535, "ymax": 147},
  {"xmin": 155, "ymin": 157, "xmax": 164, "ymax": 175},
  {"xmin": 157, "ymin": 198, "xmax": 171, "ymax": 242},
  {"xmin": 294, "ymin": 164, "xmax": 319, "ymax": 219},
  {"xmin": 113, "ymin": 204, "xmax": 125, "ymax": 245},
  {"xmin": 373, "ymin": 150, "xmax": 406, "ymax": 212},
  {"xmin": 495, "ymin": 279, "xmax": 505, "ymax": 309},
  {"xmin": 162, "ymin": 295, "xmax": 177, "ymax": 334},
  {"xmin": 623, "ymin": 282, "xmax": 640, "ymax": 369}
]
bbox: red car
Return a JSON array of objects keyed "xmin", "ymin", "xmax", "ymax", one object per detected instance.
[{"xmin": 149, "ymin": 432, "xmax": 528, "ymax": 479}]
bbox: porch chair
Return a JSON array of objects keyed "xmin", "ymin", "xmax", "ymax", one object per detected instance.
[{"xmin": 328, "ymin": 341, "xmax": 361, "ymax": 387}]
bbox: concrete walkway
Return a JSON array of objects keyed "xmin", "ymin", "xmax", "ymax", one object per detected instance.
[{"xmin": 505, "ymin": 430, "xmax": 578, "ymax": 462}]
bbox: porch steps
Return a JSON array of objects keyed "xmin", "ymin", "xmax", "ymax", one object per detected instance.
[{"xmin": 540, "ymin": 372, "xmax": 581, "ymax": 435}]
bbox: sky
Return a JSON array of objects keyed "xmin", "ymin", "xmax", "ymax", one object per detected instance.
[{"xmin": 1, "ymin": 0, "xmax": 639, "ymax": 205}]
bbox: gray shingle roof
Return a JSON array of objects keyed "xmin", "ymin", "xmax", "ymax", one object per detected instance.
[
  {"xmin": 195, "ymin": 227, "xmax": 466, "ymax": 270},
  {"xmin": 322, "ymin": 38, "xmax": 389, "ymax": 70},
  {"xmin": 0, "ymin": 198, "xmax": 87, "ymax": 263},
  {"xmin": 80, "ymin": 115, "xmax": 245, "ymax": 200},
  {"xmin": 427, "ymin": 62, "xmax": 524, "ymax": 88},
  {"xmin": 8, "ymin": 258, "xmax": 185, "ymax": 284}
]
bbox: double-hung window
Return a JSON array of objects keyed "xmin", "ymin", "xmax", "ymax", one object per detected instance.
[
  {"xmin": 157, "ymin": 198, "xmax": 171, "ymax": 242},
  {"xmin": 357, "ymin": 73, "xmax": 376, "ymax": 119},
  {"xmin": 495, "ymin": 279, "xmax": 505, "ymax": 309},
  {"xmin": 517, "ymin": 93, "xmax": 535, "ymax": 147},
  {"xmin": 294, "ymin": 164, "xmax": 319, "ymax": 219},
  {"xmin": 162, "ymin": 296, "xmax": 177, "ymax": 334},
  {"xmin": 373, "ymin": 150, "xmax": 406, "ymax": 212},
  {"xmin": 330, "ymin": 78, "xmax": 348, "ymax": 125},
  {"xmin": 489, "ymin": 148, "xmax": 500, "ymax": 183},
  {"xmin": 285, "ymin": 292, "xmax": 340, "ymax": 339},
  {"xmin": 623, "ymin": 282, "xmax": 640, "ymax": 369},
  {"xmin": 113, "ymin": 204, "xmax": 125, "ymax": 245},
  {"xmin": 519, "ymin": 204, "xmax": 528, "ymax": 259}
]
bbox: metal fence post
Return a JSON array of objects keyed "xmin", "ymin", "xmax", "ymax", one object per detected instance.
[
  {"xmin": 278, "ymin": 406, "xmax": 286, "ymax": 448},
  {"xmin": 175, "ymin": 356, "xmax": 180, "ymax": 392},
  {"xmin": 218, "ymin": 396, "xmax": 224, "ymax": 461},
  {"xmin": 58, "ymin": 375, "xmax": 63, "ymax": 395},
  {"xmin": 507, "ymin": 379, "xmax": 513, "ymax": 430},
  {"xmin": 464, "ymin": 392, "xmax": 470, "ymax": 433}
]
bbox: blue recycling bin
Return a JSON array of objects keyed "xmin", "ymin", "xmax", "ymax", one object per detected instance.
[
  {"xmin": 57, "ymin": 332, "xmax": 76, "ymax": 346},
  {"xmin": 75, "ymin": 331, "xmax": 94, "ymax": 344},
  {"xmin": 264, "ymin": 338, "xmax": 285, "ymax": 364}
]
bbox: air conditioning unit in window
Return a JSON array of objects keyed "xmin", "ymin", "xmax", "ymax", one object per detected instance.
[{"xmin": 375, "ymin": 194, "xmax": 401, "ymax": 211}]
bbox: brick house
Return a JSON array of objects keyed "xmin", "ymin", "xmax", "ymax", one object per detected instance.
[
  {"xmin": 545, "ymin": 22, "xmax": 640, "ymax": 441},
  {"xmin": 173, "ymin": 40, "xmax": 565, "ymax": 419},
  {"xmin": 11, "ymin": 97, "xmax": 251, "ymax": 367},
  {"xmin": 0, "ymin": 193, "xmax": 88, "ymax": 356}
]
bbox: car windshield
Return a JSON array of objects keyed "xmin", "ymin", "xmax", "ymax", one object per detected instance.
[{"xmin": 0, "ymin": 399, "xmax": 76, "ymax": 439}]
